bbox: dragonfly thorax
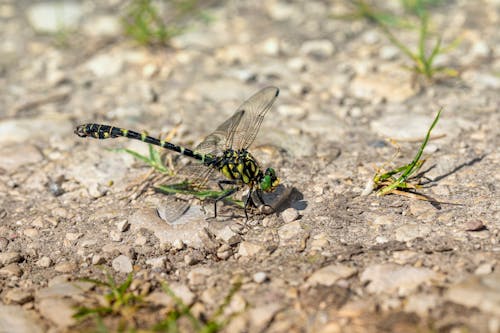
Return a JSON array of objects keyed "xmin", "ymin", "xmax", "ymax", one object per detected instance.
[{"xmin": 214, "ymin": 149, "xmax": 279, "ymax": 191}]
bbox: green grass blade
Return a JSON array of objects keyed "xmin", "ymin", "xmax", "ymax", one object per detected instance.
[
  {"xmin": 110, "ymin": 146, "xmax": 170, "ymax": 173},
  {"xmin": 378, "ymin": 108, "xmax": 442, "ymax": 195}
]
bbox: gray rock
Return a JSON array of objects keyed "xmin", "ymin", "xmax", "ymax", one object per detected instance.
[
  {"xmin": 27, "ymin": 1, "xmax": 83, "ymax": 33},
  {"xmin": 146, "ymin": 283, "xmax": 195, "ymax": 307},
  {"xmin": 91, "ymin": 254, "xmax": 105, "ymax": 265},
  {"xmin": 370, "ymin": 113, "xmax": 454, "ymax": 141},
  {"xmin": 404, "ymin": 293, "xmax": 439, "ymax": 317},
  {"xmin": 350, "ymin": 71, "xmax": 417, "ymax": 102},
  {"xmin": 85, "ymin": 53, "xmax": 124, "ymax": 78},
  {"xmin": 109, "ymin": 230, "xmax": 122, "ymax": 242},
  {"xmin": 116, "ymin": 219, "xmax": 130, "ymax": 232},
  {"xmin": 3, "ymin": 289, "xmax": 33, "ymax": 305},
  {"xmin": 305, "ymin": 264, "xmax": 357, "ymax": 287},
  {"xmin": 0, "ymin": 263, "xmax": 22, "ymax": 277},
  {"xmin": 54, "ymin": 262, "xmax": 76, "ymax": 273},
  {"xmin": 129, "ymin": 208, "xmax": 207, "ymax": 248},
  {"xmin": 248, "ymin": 303, "xmax": 283, "ymax": 332},
  {"xmin": 187, "ymin": 267, "xmax": 213, "ymax": 286},
  {"xmin": 0, "ymin": 252, "xmax": 22, "ymax": 266},
  {"xmin": 36, "ymin": 256, "xmax": 52, "ymax": 268},
  {"xmin": 146, "ymin": 256, "xmax": 166, "ymax": 270},
  {"xmin": 379, "ymin": 45, "xmax": 400, "ymax": 60},
  {"xmin": 394, "ymin": 223, "xmax": 432, "ymax": 242},
  {"xmin": 0, "ymin": 304, "xmax": 43, "ymax": 333},
  {"xmin": 278, "ymin": 221, "xmax": 303, "ymax": 240},
  {"xmin": 238, "ymin": 241, "xmax": 263, "ymax": 257},
  {"xmin": 361, "ymin": 264, "xmax": 438, "ymax": 296},
  {"xmin": 475, "ymin": 262, "xmax": 494, "ymax": 275},
  {"xmin": 216, "ymin": 244, "xmax": 232, "ymax": 260},
  {"xmin": 0, "ymin": 237, "xmax": 8, "ymax": 251},
  {"xmin": 300, "ymin": 39, "xmax": 335, "ymax": 58},
  {"xmin": 281, "ymin": 208, "xmax": 299, "ymax": 223},
  {"xmin": 112, "ymin": 255, "xmax": 133, "ymax": 273},
  {"xmin": 38, "ymin": 298, "xmax": 76, "ymax": 328},
  {"xmin": 212, "ymin": 225, "xmax": 241, "ymax": 245},
  {"xmin": 446, "ymin": 273, "xmax": 500, "ymax": 316},
  {"xmin": 65, "ymin": 232, "xmax": 82, "ymax": 241},
  {"xmin": 23, "ymin": 228, "xmax": 39, "ymax": 239},
  {"xmin": 36, "ymin": 281, "xmax": 93, "ymax": 299},
  {"xmin": 309, "ymin": 233, "xmax": 330, "ymax": 250},
  {"xmin": 253, "ymin": 271, "xmax": 268, "ymax": 284}
]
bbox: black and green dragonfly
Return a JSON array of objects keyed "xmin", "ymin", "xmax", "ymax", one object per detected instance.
[{"xmin": 74, "ymin": 86, "xmax": 280, "ymax": 220}]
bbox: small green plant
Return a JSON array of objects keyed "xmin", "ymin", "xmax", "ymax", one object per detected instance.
[
  {"xmin": 122, "ymin": 0, "xmax": 174, "ymax": 46},
  {"xmin": 73, "ymin": 271, "xmax": 242, "ymax": 332},
  {"xmin": 73, "ymin": 272, "xmax": 141, "ymax": 322},
  {"xmin": 338, "ymin": 0, "xmax": 459, "ymax": 80},
  {"xmin": 111, "ymin": 142, "xmax": 172, "ymax": 174},
  {"xmin": 154, "ymin": 281, "xmax": 242, "ymax": 333},
  {"xmin": 373, "ymin": 108, "xmax": 442, "ymax": 197},
  {"xmin": 112, "ymin": 143, "xmax": 243, "ymax": 209},
  {"xmin": 122, "ymin": 0, "xmax": 201, "ymax": 46}
]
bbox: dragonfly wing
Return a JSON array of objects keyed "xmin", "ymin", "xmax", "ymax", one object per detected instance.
[
  {"xmin": 228, "ymin": 87, "xmax": 279, "ymax": 150},
  {"xmin": 196, "ymin": 110, "xmax": 245, "ymax": 155}
]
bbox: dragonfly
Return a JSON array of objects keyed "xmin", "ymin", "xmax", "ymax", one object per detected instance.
[{"xmin": 74, "ymin": 86, "xmax": 280, "ymax": 220}]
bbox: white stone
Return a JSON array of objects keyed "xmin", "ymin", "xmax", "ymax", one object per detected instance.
[
  {"xmin": 112, "ymin": 255, "xmax": 133, "ymax": 273},
  {"xmin": 253, "ymin": 271, "xmax": 268, "ymax": 284},
  {"xmin": 361, "ymin": 264, "xmax": 438, "ymax": 296},
  {"xmin": 237, "ymin": 241, "xmax": 263, "ymax": 257},
  {"xmin": 278, "ymin": 221, "xmax": 303, "ymax": 240},
  {"xmin": 306, "ymin": 264, "xmax": 357, "ymax": 287},
  {"xmin": 27, "ymin": 2, "xmax": 83, "ymax": 33}
]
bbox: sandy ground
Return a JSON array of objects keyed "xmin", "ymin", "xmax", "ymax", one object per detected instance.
[{"xmin": 0, "ymin": 1, "xmax": 499, "ymax": 332}]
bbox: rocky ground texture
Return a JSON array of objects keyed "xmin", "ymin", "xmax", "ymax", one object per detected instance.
[{"xmin": 0, "ymin": 1, "xmax": 499, "ymax": 332}]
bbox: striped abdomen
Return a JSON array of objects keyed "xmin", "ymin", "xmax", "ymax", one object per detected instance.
[{"xmin": 74, "ymin": 123, "xmax": 214, "ymax": 164}]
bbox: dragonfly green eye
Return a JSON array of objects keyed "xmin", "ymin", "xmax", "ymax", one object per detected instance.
[{"xmin": 261, "ymin": 168, "xmax": 279, "ymax": 192}]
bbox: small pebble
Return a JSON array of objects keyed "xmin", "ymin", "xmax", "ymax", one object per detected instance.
[
  {"xmin": 3, "ymin": 289, "xmax": 33, "ymax": 304},
  {"xmin": 0, "ymin": 252, "xmax": 22, "ymax": 265},
  {"xmin": 36, "ymin": 256, "xmax": 52, "ymax": 268},
  {"xmin": 184, "ymin": 254, "xmax": 198, "ymax": 266},
  {"xmin": 0, "ymin": 263, "xmax": 23, "ymax": 277},
  {"xmin": 109, "ymin": 230, "xmax": 122, "ymax": 242},
  {"xmin": 23, "ymin": 228, "xmax": 39, "ymax": 238},
  {"xmin": 0, "ymin": 237, "xmax": 8, "ymax": 251},
  {"xmin": 216, "ymin": 244, "xmax": 232, "ymax": 260},
  {"xmin": 172, "ymin": 239, "xmax": 185, "ymax": 251},
  {"xmin": 253, "ymin": 271, "xmax": 268, "ymax": 284},
  {"xmin": 146, "ymin": 257, "xmax": 166, "ymax": 270},
  {"xmin": 112, "ymin": 255, "xmax": 133, "ymax": 273},
  {"xmin": 116, "ymin": 219, "xmax": 130, "ymax": 232},
  {"xmin": 281, "ymin": 208, "xmax": 299, "ymax": 223},
  {"xmin": 91, "ymin": 254, "xmax": 105, "ymax": 265},
  {"xmin": 65, "ymin": 232, "xmax": 82, "ymax": 241},
  {"xmin": 464, "ymin": 220, "xmax": 486, "ymax": 231},
  {"xmin": 54, "ymin": 262, "xmax": 76, "ymax": 273}
]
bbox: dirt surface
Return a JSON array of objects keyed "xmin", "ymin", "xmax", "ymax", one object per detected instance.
[{"xmin": 1, "ymin": 1, "xmax": 499, "ymax": 332}]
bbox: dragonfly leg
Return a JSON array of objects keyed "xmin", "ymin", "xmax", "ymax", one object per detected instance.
[{"xmin": 214, "ymin": 180, "xmax": 239, "ymax": 218}]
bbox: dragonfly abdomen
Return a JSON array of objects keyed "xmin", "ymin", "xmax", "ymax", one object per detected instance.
[{"xmin": 74, "ymin": 123, "xmax": 213, "ymax": 163}]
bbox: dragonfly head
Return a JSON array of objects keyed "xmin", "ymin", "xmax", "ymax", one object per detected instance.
[{"xmin": 260, "ymin": 168, "xmax": 279, "ymax": 192}]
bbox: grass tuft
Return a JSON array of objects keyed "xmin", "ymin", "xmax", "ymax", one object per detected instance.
[
  {"xmin": 73, "ymin": 271, "xmax": 242, "ymax": 332},
  {"xmin": 373, "ymin": 108, "xmax": 443, "ymax": 197},
  {"xmin": 335, "ymin": 0, "xmax": 459, "ymax": 80},
  {"xmin": 121, "ymin": 0, "xmax": 203, "ymax": 46}
]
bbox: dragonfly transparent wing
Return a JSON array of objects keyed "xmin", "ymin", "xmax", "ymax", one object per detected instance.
[{"xmin": 228, "ymin": 86, "xmax": 279, "ymax": 150}]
